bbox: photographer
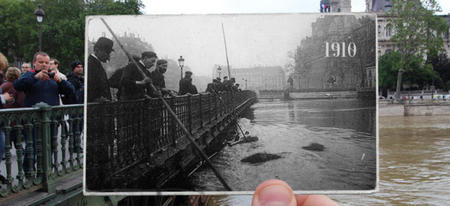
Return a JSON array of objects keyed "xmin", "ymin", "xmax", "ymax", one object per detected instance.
[{"xmin": 14, "ymin": 51, "xmax": 75, "ymax": 107}]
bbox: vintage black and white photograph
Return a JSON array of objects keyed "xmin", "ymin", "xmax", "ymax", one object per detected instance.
[{"xmin": 84, "ymin": 13, "xmax": 377, "ymax": 194}]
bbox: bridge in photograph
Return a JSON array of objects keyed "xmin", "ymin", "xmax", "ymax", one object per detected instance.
[
  {"xmin": 0, "ymin": 90, "xmax": 256, "ymax": 205},
  {"xmin": 257, "ymin": 88, "xmax": 376, "ymax": 100}
]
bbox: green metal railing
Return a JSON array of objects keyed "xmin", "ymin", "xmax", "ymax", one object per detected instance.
[
  {"xmin": 86, "ymin": 91, "xmax": 256, "ymax": 190},
  {"xmin": 0, "ymin": 103, "xmax": 83, "ymax": 197}
]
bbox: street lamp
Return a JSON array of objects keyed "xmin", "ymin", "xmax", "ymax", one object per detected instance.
[
  {"xmin": 178, "ymin": 56, "xmax": 184, "ymax": 79},
  {"xmin": 217, "ymin": 66, "xmax": 222, "ymax": 78},
  {"xmin": 34, "ymin": 3, "xmax": 45, "ymax": 51}
]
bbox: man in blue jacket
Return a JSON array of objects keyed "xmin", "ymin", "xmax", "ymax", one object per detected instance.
[
  {"xmin": 14, "ymin": 51, "xmax": 75, "ymax": 174},
  {"xmin": 14, "ymin": 51, "xmax": 74, "ymax": 107}
]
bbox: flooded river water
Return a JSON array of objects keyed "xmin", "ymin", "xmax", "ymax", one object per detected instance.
[
  {"xmin": 201, "ymin": 104, "xmax": 450, "ymax": 205},
  {"xmin": 190, "ymin": 98, "xmax": 376, "ymax": 191}
]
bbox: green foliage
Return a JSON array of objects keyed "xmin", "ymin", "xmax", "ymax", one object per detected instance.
[
  {"xmin": 431, "ymin": 54, "xmax": 450, "ymax": 90},
  {"xmin": 0, "ymin": 0, "xmax": 36, "ymax": 62},
  {"xmin": 379, "ymin": 51, "xmax": 402, "ymax": 90},
  {"xmin": 388, "ymin": 0, "xmax": 448, "ymax": 93},
  {"xmin": 379, "ymin": 51, "xmax": 442, "ymax": 90},
  {"xmin": 0, "ymin": 0, "xmax": 144, "ymax": 74}
]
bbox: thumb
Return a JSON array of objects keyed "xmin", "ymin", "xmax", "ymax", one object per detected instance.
[{"xmin": 252, "ymin": 179, "xmax": 296, "ymax": 206}]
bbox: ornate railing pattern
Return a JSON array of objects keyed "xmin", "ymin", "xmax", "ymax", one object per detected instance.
[
  {"xmin": 0, "ymin": 103, "xmax": 83, "ymax": 197},
  {"xmin": 86, "ymin": 91, "xmax": 256, "ymax": 190}
]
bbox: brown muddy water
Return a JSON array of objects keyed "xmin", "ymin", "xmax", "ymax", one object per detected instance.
[{"xmin": 202, "ymin": 113, "xmax": 450, "ymax": 205}]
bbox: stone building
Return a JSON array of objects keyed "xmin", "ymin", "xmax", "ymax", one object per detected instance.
[
  {"xmin": 367, "ymin": 0, "xmax": 450, "ymax": 56},
  {"xmin": 330, "ymin": 0, "xmax": 352, "ymax": 12},
  {"xmin": 292, "ymin": 15, "xmax": 376, "ymax": 91},
  {"xmin": 320, "ymin": 0, "xmax": 352, "ymax": 12}
]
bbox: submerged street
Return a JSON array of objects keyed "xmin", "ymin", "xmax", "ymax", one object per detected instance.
[{"xmin": 190, "ymin": 98, "xmax": 376, "ymax": 191}]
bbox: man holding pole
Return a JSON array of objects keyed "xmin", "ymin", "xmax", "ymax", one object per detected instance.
[{"xmin": 119, "ymin": 51, "xmax": 155, "ymax": 100}]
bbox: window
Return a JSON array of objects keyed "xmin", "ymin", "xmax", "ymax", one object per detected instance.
[{"xmin": 385, "ymin": 24, "xmax": 393, "ymax": 37}]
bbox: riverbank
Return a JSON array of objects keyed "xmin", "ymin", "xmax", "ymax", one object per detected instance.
[{"xmin": 379, "ymin": 101, "xmax": 450, "ymax": 116}]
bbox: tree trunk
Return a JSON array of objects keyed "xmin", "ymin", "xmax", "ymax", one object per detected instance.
[{"xmin": 395, "ymin": 69, "xmax": 404, "ymax": 100}]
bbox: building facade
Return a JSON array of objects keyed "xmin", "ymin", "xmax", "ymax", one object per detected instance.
[
  {"xmin": 367, "ymin": 0, "xmax": 450, "ymax": 56},
  {"xmin": 292, "ymin": 15, "xmax": 376, "ymax": 91},
  {"xmin": 321, "ymin": 0, "xmax": 352, "ymax": 13},
  {"xmin": 330, "ymin": 0, "xmax": 352, "ymax": 12}
]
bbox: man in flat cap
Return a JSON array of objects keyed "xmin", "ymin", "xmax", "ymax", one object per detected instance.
[
  {"xmin": 119, "ymin": 51, "xmax": 155, "ymax": 100},
  {"xmin": 149, "ymin": 59, "xmax": 173, "ymax": 97},
  {"xmin": 87, "ymin": 37, "xmax": 114, "ymax": 102}
]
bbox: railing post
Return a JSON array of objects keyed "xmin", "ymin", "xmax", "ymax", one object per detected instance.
[
  {"xmin": 199, "ymin": 94, "xmax": 203, "ymax": 128},
  {"xmin": 187, "ymin": 94, "xmax": 192, "ymax": 133},
  {"xmin": 36, "ymin": 102, "xmax": 55, "ymax": 193},
  {"xmin": 209, "ymin": 94, "xmax": 213, "ymax": 123},
  {"xmin": 214, "ymin": 93, "xmax": 218, "ymax": 120},
  {"xmin": 170, "ymin": 97, "xmax": 177, "ymax": 145}
]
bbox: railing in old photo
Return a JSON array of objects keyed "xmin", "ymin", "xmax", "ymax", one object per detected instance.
[{"xmin": 86, "ymin": 90, "xmax": 256, "ymax": 190}]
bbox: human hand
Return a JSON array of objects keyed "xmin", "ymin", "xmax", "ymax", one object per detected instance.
[
  {"xmin": 53, "ymin": 72, "xmax": 62, "ymax": 83},
  {"xmin": 154, "ymin": 90, "xmax": 162, "ymax": 97},
  {"xmin": 34, "ymin": 70, "xmax": 50, "ymax": 81},
  {"xmin": 3, "ymin": 92, "xmax": 14, "ymax": 104},
  {"xmin": 252, "ymin": 179, "xmax": 338, "ymax": 206},
  {"xmin": 143, "ymin": 77, "xmax": 152, "ymax": 84}
]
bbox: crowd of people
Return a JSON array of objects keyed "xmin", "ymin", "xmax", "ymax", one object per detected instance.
[
  {"xmin": 0, "ymin": 52, "xmax": 84, "ymax": 109},
  {"xmin": 88, "ymin": 37, "xmax": 243, "ymax": 103},
  {"xmin": 205, "ymin": 76, "xmax": 241, "ymax": 94},
  {"xmin": 1, "ymin": 36, "xmax": 244, "ymax": 184},
  {"xmin": 0, "ymin": 51, "xmax": 85, "ymax": 183},
  {"xmin": 88, "ymin": 37, "xmax": 204, "ymax": 103}
]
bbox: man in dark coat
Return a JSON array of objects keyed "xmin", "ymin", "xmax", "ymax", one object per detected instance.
[
  {"xmin": 86, "ymin": 38, "xmax": 115, "ymax": 190},
  {"xmin": 150, "ymin": 59, "xmax": 172, "ymax": 97},
  {"xmin": 205, "ymin": 79, "xmax": 216, "ymax": 93},
  {"xmin": 66, "ymin": 61, "xmax": 84, "ymax": 104},
  {"xmin": 87, "ymin": 37, "xmax": 114, "ymax": 102},
  {"xmin": 178, "ymin": 71, "xmax": 198, "ymax": 95},
  {"xmin": 119, "ymin": 51, "xmax": 155, "ymax": 100}
]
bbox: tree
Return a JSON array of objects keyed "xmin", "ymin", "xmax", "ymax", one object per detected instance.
[
  {"xmin": 431, "ymin": 53, "xmax": 450, "ymax": 90},
  {"xmin": 379, "ymin": 50, "xmax": 441, "ymax": 96},
  {"xmin": 0, "ymin": 0, "xmax": 144, "ymax": 73},
  {"xmin": 0, "ymin": 0, "xmax": 36, "ymax": 63},
  {"xmin": 379, "ymin": 51, "xmax": 402, "ymax": 95},
  {"xmin": 388, "ymin": 0, "xmax": 448, "ymax": 99}
]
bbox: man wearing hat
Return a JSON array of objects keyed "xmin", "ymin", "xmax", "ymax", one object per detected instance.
[
  {"xmin": 87, "ymin": 37, "xmax": 114, "ymax": 102},
  {"xmin": 66, "ymin": 60, "xmax": 84, "ymax": 104},
  {"xmin": 178, "ymin": 71, "xmax": 198, "ymax": 95},
  {"xmin": 149, "ymin": 59, "xmax": 173, "ymax": 97},
  {"xmin": 119, "ymin": 51, "xmax": 155, "ymax": 100}
]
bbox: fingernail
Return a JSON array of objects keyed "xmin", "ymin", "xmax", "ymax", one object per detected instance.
[{"xmin": 258, "ymin": 185, "xmax": 293, "ymax": 206}]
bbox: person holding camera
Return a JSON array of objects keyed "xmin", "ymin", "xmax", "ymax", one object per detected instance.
[{"xmin": 14, "ymin": 51, "xmax": 75, "ymax": 107}]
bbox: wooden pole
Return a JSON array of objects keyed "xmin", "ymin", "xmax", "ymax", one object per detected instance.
[{"xmin": 222, "ymin": 23, "xmax": 232, "ymax": 78}]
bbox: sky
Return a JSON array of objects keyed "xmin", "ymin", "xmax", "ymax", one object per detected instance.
[
  {"xmin": 87, "ymin": 14, "xmax": 325, "ymax": 77},
  {"xmin": 141, "ymin": 0, "xmax": 450, "ymax": 15},
  {"xmin": 88, "ymin": 0, "xmax": 449, "ymax": 78}
]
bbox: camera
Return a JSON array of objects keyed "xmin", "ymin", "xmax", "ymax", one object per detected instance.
[{"xmin": 48, "ymin": 72, "xmax": 55, "ymax": 79}]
